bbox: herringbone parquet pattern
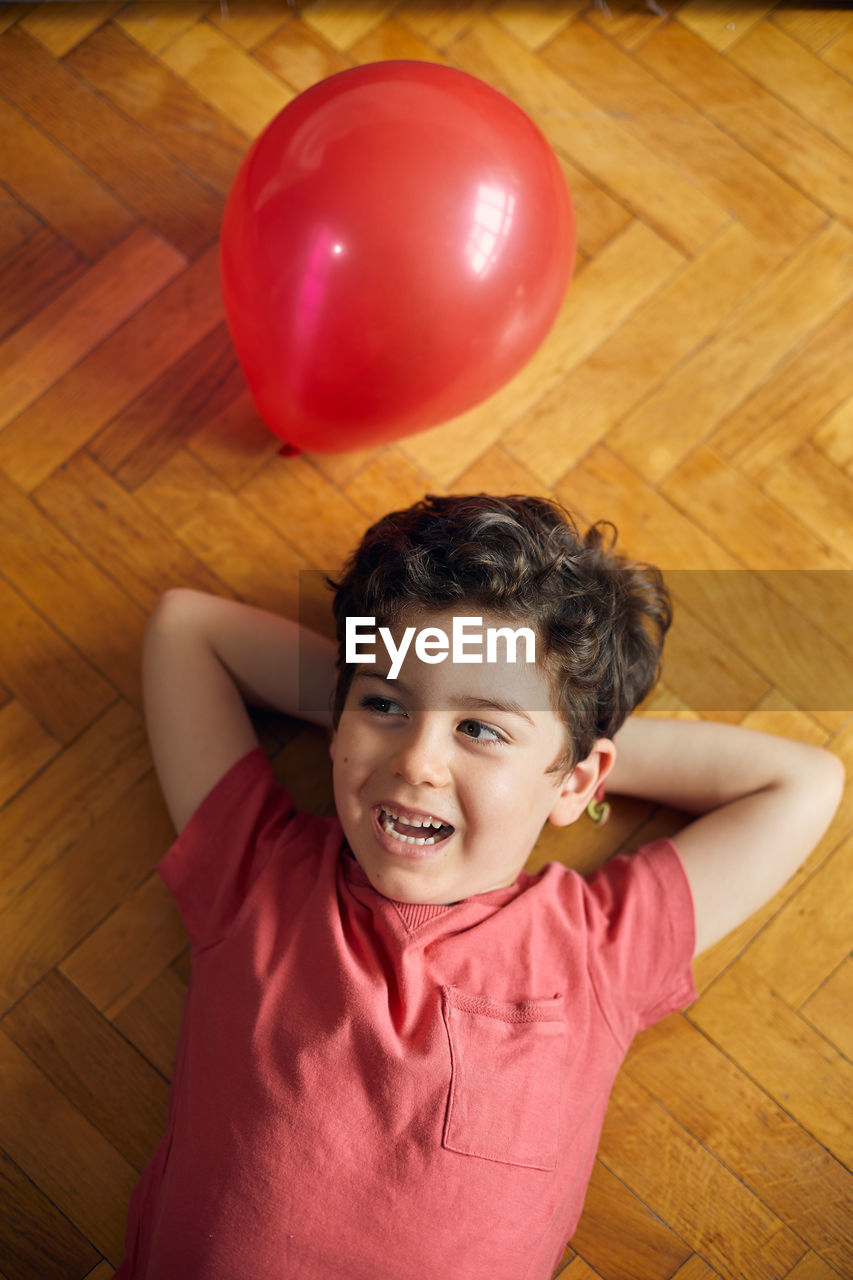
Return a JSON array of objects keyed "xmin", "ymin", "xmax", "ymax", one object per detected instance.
[{"xmin": 1, "ymin": 2, "xmax": 851, "ymax": 1278}]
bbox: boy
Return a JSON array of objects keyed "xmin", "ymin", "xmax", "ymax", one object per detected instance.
[{"xmin": 120, "ymin": 494, "xmax": 843, "ymax": 1279}]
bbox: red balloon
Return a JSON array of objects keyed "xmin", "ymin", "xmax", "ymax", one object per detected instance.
[{"xmin": 220, "ymin": 61, "xmax": 574, "ymax": 454}]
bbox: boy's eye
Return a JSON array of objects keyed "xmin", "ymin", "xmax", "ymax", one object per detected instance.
[
  {"xmin": 361, "ymin": 694, "xmax": 403, "ymax": 716},
  {"xmin": 459, "ymin": 719, "xmax": 505, "ymax": 746},
  {"xmin": 359, "ymin": 696, "xmax": 505, "ymax": 745}
]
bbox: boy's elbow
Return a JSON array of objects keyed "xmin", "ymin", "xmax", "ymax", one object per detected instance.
[
  {"xmin": 152, "ymin": 587, "xmax": 199, "ymax": 615},
  {"xmin": 147, "ymin": 588, "xmax": 208, "ymax": 632},
  {"xmin": 800, "ymin": 744, "xmax": 845, "ymax": 829},
  {"xmin": 820, "ymin": 746, "xmax": 845, "ymax": 812}
]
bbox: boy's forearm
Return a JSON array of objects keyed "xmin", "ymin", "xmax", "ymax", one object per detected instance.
[
  {"xmin": 158, "ymin": 589, "xmax": 338, "ymax": 728},
  {"xmin": 607, "ymin": 716, "xmax": 838, "ymax": 814}
]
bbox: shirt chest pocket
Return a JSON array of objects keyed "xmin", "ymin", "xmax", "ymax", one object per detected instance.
[{"xmin": 440, "ymin": 986, "xmax": 566, "ymax": 1171}]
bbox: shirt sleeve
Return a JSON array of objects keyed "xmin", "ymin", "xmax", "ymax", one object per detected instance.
[
  {"xmin": 582, "ymin": 838, "xmax": 697, "ymax": 1045},
  {"xmin": 158, "ymin": 746, "xmax": 299, "ymax": 952}
]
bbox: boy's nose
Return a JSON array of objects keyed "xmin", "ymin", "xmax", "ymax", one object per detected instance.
[{"xmin": 388, "ymin": 718, "xmax": 450, "ymax": 789}]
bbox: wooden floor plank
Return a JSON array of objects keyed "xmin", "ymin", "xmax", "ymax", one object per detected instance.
[
  {"xmin": 542, "ymin": 16, "xmax": 825, "ymax": 255},
  {"xmin": 607, "ymin": 223, "xmax": 853, "ymax": 485},
  {"xmin": 89, "ymin": 321, "xmax": 244, "ymax": 488},
  {"xmin": 689, "ymin": 962, "xmax": 853, "ymax": 1170},
  {"xmin": 813, "ymin": 394, "xmax": 853, "ymax": 473},
  {"xmin": 66, "ymin": 21, "xmax": 249, "ymax": 197},
  {"xmin": 821, "ymin": 23, "xmax": 853, "ymax": 78},
  {"xmin": 115, "ymin": 0, "xmax": 208, "ymax": 54},
  {"xmin": 0, "ymin": 1146, "xmax": 100, "ymax": 1280},
  {"xmin": 300, "ymin": 0, "xmax": 397, "ymax": 51},
  {"xmin": 555, "ymin": 155, "xmax": 632, "ymax": 261},
  {"xmin": 206, "ymin": 0, "xmax": 293, "ymax": 50},
  {"xmin": 503, "ymin": 222, "xmax": 779, "ymax": 481},
  {"xmin": 159, "ymin": 17, "xmax": 294, "ymax": 136},
  {"xmin": 0, "ymin": 95, "xmax": 136, "ymax": 259},
  {"xmin": 671, "ymin": 1258, "xmax": 722, "ymax": 1280},
  {"xmin": 184, "ymin": 386, "xmax": 283, "ymax": 490},
  {"xmin": 253, "ymin": 16, "xmax": 352, "ymax": 91},
  {"xmin": 0, "ymin": 574, "xmax": 115, "ymax": 745},
  {"xmin": 134, "ymin": 448, "xmax": 315, "ymax": 613},
  {"xmin": 584, "ymin": 0, "xmax": 667, "ymax": 54},
  {"xmin": 0, "ymin": 702, "xmax": 149, "ymax": 915},
  {"xmin": 569, "ymin": 1157, "xmax": 692, "ymax": 1279},
  {"xmin": 349, "ymin": 14, "xmax": 452, "ymax": 63},
  {"xmin": 339, "ymin": 446, "xmax": 437, "ymax": 526},
  {"xmin": 0, "ymin": 27, "xmax": 223, "ymax": 256},
  {"xmin": 60, "ymin": 873, "xmax": 188, "ymax": 1022},
  {"xmin": 240, "ymin": 450, "xmax": 378, "ymax": 569},
  {"xmin": 32, "ymin": 452, "xmax": 232, "ymax": 612},
  {"xmin": 0, "ymin": 475, "xmax": 149, "ymax": 703},
  {"xmin": 0, "ymin": 773, "xmax": 172, "ymax": 1013},
  {"xmin": 783, "ymin": 1254, "xmax": 844, "ymax": 1280},
  {"xmin": 661, "ymin": 446, "xmax": 849, "ymax": 570},
  {"xmin": 1, "ymin": 246, "xmax": 224, "ymax": 492},
  {"xmin": 729, "ymin": 18, "xmax": 853, "ymax": 154},
  {"xmin": 0, "ymin": 229, "xmax": 84, "ymax": 345},
  {"xmin": 660, "ymin": 598, "xmax": 772, "ymax": 716},
  {"xmin": 710, "ymin": 297, "xmax": 853, "ymax": 479},
  {"xmin": 763, "ymin": 445, "xmax": 853, "ymax": 564},
  {"xmin": 396, "ymin": 0, "xmax": 489, "ymax": 49},
  {"xmin": 801, "ymin": 957, "xmax": 853, "ymax": 1061},
  {"xmin": 636, "ymin": 20, "xmax": 853, "ymax": 226},
  {"xmin": 2, "ymin": 971, "xmax": 170, "ymax": 1169},
  {"xmin": 0, "ymin": 5, "xmax": 34, "ymax": 36},
  {"xmin": 0, "ymin": 228, "xmax": 185, "ymax": 438},
  {"xmin": 739, "ymin": 829, "xmax": 853, "ymax": 1007},
  {"xmin": 0, "ymin": 184, "xmax": 39, "ymax": 263},
  {"xmin": 626, "ymin": 1014, "xmax": 853, "ymax": 1277},
  {"xmin": 19, "ymin": 1, "xmax": 123, "ymax": 57},
  {"xmin": 0, "ymin": 700, "xmax": 59, "ymax": 809},
  {"xmin": 490, "ymin": 0, "xmax": 579, "ymax": 52},
  {"xmin": 677, "ymin": 0, "xmax": 774, "ymax": 53},
  {"xmin": 555, "ymin": 446, "xmax": 739, "ymax": 570},
  {"xmin": 772, "ymin": 1, "xmax": 853, "ymax": 54},
  {"xmin": 0, "ymin": 1030, "xmax": 136, "ymax": 1263},
  {"xmin": 599, "ymin": 1071, "xmax": 807, "ymax": 1280}
]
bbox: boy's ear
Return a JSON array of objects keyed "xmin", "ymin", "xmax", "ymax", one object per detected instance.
[{"xmin": 548, "ymin": 739, "xmax": 616, "ymax": 827}]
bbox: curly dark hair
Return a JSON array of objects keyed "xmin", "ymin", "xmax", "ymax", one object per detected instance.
[{"xmin": 327, "ymin": 494, "xmax": 671, "ymax": 774}]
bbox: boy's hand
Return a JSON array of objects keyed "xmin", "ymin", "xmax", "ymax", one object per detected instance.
[
  {"xmin": 607, "ymin": 718, "xmax": 845, "ymax": 955},
  {"xmin": 142, "ymin": 590, "xmax": 336, "ymax": 834}
]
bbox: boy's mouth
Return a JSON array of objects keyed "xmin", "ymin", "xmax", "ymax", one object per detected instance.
[{"xmin": 377, "ymin": 805, "xmax": 455, "ymax": 847}]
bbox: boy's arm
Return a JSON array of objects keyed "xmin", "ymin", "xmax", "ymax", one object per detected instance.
[
  {"xmin": 142, "ymin": 589, "xmax": 337, "ymax": 834},
  {"xmin": 606, "ymin": 718, "xmax": 845, "ymax": 955}
]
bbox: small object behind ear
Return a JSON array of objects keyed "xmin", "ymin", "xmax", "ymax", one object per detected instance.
[{"xmin": 586, "ymin": 784, "xmax": 610, "ymax": 826}]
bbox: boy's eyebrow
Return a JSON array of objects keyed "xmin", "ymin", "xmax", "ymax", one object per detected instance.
[{"xmin": 355, "ymin": 670, "xmax": 537, "ymax": 727}]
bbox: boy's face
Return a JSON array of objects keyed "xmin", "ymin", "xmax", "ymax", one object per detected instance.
[{"xmin": 330, "ymin": 608, "xmax": 613, "ymax": 905}]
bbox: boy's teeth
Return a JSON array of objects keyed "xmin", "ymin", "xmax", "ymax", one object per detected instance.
[
  {"xmin": 381, "ymin": 806, "xmax": 446, "ymax": 829},
  {"xmin": 379, "ymin": 807, "xmax": 451, "ymax": 845}
]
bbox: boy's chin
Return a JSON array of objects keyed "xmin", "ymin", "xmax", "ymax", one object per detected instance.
[
  {"xmin": 357, "ymin": 858, "xmax": 519, "ymax": 907},
  {"xmin": 368, "ymin": 871, "xmax": 455, "ymax": 906},
  {"xmin": 352, "ymin": 857, "xmax": 457, "ymax": 906}
]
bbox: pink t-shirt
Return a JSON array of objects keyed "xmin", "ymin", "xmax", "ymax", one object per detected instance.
[{"xmin": 117, "ymin": 747, "xmax": 696, "ymax": 1280}]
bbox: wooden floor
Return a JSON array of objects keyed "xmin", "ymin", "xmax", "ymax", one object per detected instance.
[{"xmin": 1, "ymin": 1, "xmax": 852, "ymax": 1277}]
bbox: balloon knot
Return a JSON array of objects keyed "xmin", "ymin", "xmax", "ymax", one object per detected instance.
[{"xmin": 278, "ymin": 443, "xmax": 301, "ymax": 457}]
